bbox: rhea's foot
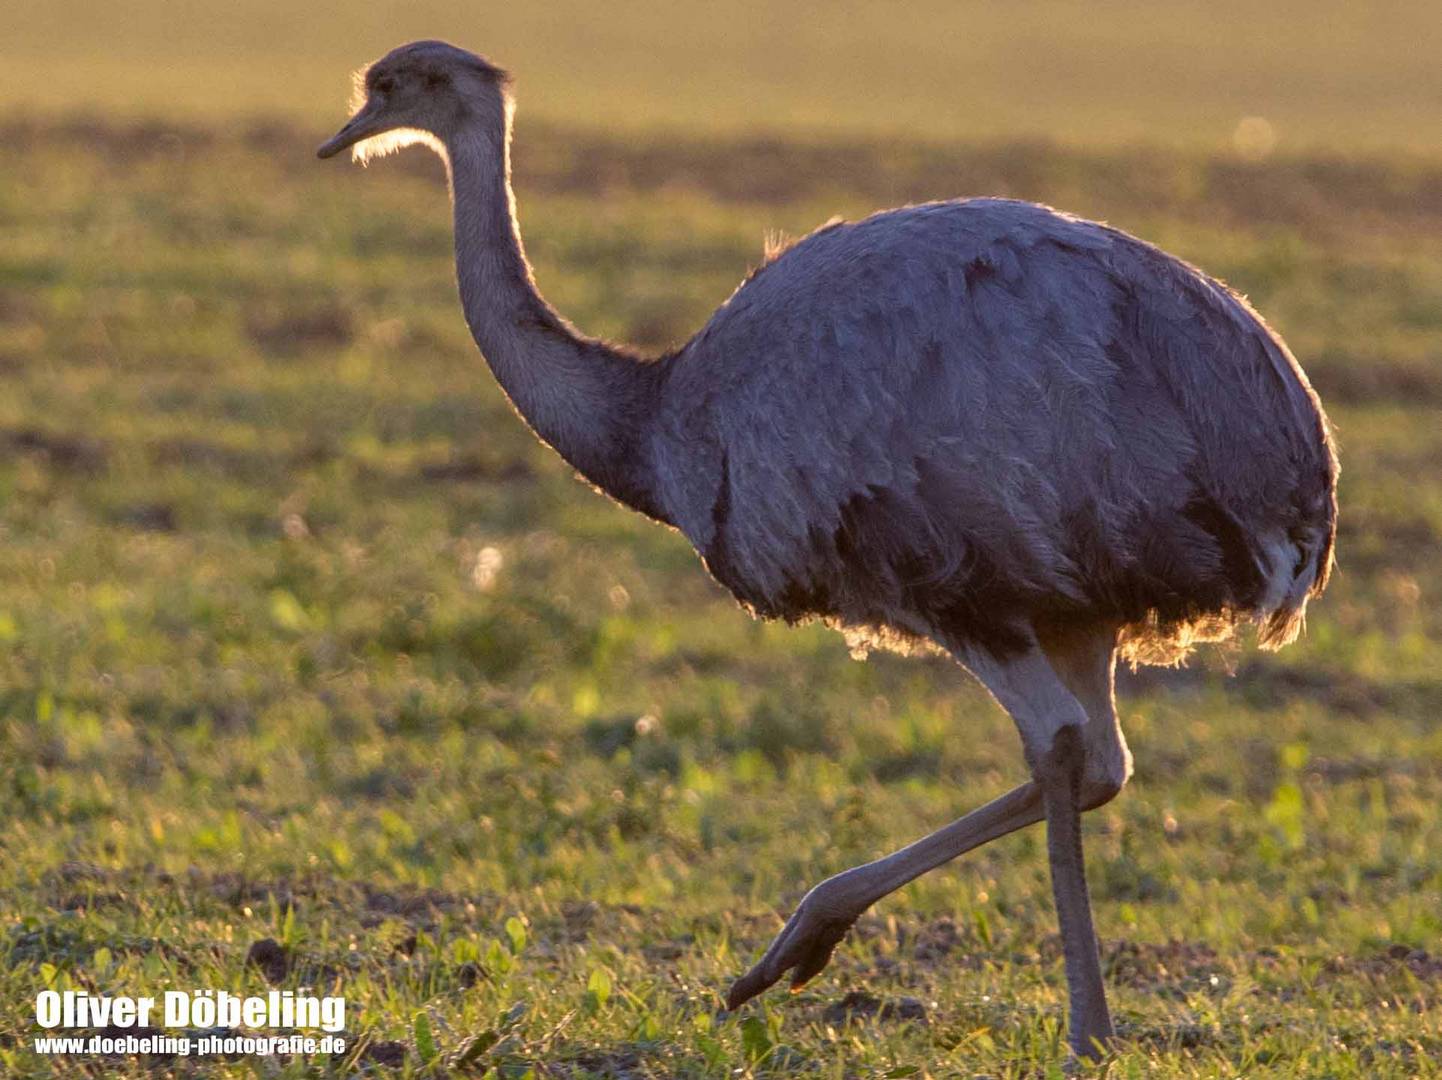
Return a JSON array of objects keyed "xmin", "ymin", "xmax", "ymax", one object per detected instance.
[{"xmin": 725, "ymin": 871, "xmax": 869, "ymax": 1009}]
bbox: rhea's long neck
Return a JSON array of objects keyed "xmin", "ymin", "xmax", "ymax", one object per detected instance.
[{"xmin": 442, "ymin": 112, "xmax": 670, "ymax": 521}]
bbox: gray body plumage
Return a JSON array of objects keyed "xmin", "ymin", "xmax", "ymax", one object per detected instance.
[{"xmin": 651, "ymin": 198, "xmax": 1336, "ymax": 665}]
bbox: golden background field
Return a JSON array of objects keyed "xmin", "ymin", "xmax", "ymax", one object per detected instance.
[{"xmin": 7, "ymin": 1, "xmax": 1441, "ymax": 149}]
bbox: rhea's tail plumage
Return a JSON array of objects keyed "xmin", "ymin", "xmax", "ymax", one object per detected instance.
[{"xmin": 1256, "ymin": 519, "xmax": 1334, "ymax": 650}]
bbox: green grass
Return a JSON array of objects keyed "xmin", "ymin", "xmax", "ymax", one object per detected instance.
[{"xmin": 1, "ymin": 117, "xmax": 1441, "ymax": 1076}]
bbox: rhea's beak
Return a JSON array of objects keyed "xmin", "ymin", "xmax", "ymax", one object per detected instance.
[{"xmin": 317, "ymin": 99, "xmax": 389, "ymax": 159}]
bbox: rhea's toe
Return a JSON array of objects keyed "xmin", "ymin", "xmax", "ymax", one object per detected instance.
[{"xmin": 726, "ymin": 966, "xmax": 773, "ymax": 1011}]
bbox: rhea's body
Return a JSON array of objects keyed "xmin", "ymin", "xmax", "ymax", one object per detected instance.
[{"xmin": 652, "ymin": 199, "xmax": 1334, "ymax": 666}]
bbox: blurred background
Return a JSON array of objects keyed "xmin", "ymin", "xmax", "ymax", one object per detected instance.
[
  {"xmin": 6, "ymin": 0, "xmax": 1442, "ymax": 151},
  {"xmin": 2, "ymin": 3, "xmax": 1440, "ymax": 1076}
]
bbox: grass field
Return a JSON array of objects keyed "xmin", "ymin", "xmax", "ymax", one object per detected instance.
[{"xmin": 2, "ymin": 66, "xmax": 1442, "ymax": 1080}]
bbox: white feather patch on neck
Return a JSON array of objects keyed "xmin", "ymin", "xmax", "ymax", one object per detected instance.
[{"xmin": 353, "ymin": 128, "xmax": 443, "ymax": 165}]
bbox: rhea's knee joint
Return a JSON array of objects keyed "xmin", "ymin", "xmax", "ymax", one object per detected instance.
[
  {"xmin": 1031, "ymin": 724, "xmax": 1130, "ymax": 809},
  {"xmin": 1080, "ymin": 735, "xmax": 1130, "ymax": 810},
  {"xmin": 1079, "ymin": 767, "xmax": 1126, "ymax": 810}
]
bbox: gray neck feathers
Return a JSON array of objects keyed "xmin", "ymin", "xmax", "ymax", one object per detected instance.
[{"xmin": 442, "ymin": 109, "xmax": 670, "ymax": 522}]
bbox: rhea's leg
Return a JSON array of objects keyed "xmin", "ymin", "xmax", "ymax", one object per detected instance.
[
  {"xmin": 1038, "ymin": 724, "xmax": 1114, "ymax": 1059},
  {"xmin": 725, "ymin": 621, "xmax": 1130, "ymax": 1053},
  {"xmin": 726, "ymin": 780, "xmax": 1044, "ymax": 1009},
  {"xmin": 972, "ymin": 626, "xmax": 1127, "ymax": 1061}
]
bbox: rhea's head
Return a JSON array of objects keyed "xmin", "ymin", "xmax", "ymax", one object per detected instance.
[{"xmin": 317, "ymin": 40, "xmax": 512, "ymax": 163}]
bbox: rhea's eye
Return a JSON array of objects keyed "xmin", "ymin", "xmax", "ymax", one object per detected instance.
[{"xmin": 373, "ymin": 75, "xmax": 396, "ymax": 94}]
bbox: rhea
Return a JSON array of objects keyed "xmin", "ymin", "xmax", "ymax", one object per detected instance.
[{"xmin": 319, "ymin": 41, "xmax": 1337, "ymax": 1060}]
